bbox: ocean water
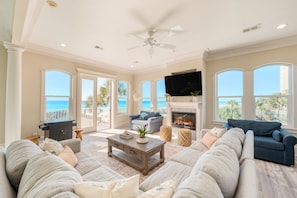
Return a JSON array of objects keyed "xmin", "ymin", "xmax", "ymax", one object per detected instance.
[{"xmin": 47, "ymin": 100, "xmax": 167, "ymax": 111}]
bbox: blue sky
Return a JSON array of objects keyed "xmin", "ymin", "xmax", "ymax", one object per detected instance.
[{"xmin": 218, "ymin": 65, "xmax": 283, "ymax": 96}]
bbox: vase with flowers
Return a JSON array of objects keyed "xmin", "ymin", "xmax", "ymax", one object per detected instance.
[{"xmin": 136, "ymin": 124, "xmax": 151, "ymax": 143}]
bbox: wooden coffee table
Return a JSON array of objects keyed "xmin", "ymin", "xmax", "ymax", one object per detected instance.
[{"xmin": 107, "ymin": 134, "xmax": 165, "ymax": 175}]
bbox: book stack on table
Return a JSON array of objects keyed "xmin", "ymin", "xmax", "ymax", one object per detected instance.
[{"xmin": 120, "ymin": 131, "xmax": 133, "ymax": 140}]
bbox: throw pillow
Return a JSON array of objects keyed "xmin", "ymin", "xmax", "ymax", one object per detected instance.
[
  {"xmin": 201, "ymin": 131, "xmax": 218, "ymax": 149},
  {"xmin": 40, "ymin": 138, "xmax": 64, "ymax": 155},
  {"xmin": 58, "ymin": 145, "xmax": 78, "ymax": 167},
  {"xmin": 74, "ymin": 174, "xmax": 139, "ymax": 198},
  {"xmin": 210, "ymin": 127, "xmax": 227, "ymax": 138},
  {"xmin": 272, "ymin": 130, "xmax": 283, "ymax": 142},
  {"xmin": 139, "ymin": 111, "xmax": 149, "ymax": 120},
  {"xmin": 137, "ymin": 180, "xmax": 175, "ymax": 198}
]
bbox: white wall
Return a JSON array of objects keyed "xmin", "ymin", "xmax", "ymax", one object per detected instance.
[
  {"xmin": 205, "ymin": 44, "xmax": 297, "ymax": 135},
  {"xmin": 0, "ymin": 45, "xmax": 7, "ymax": 145},
  {"xmin": 21, "ymin": 52, "xmax": 133, "ymax": 138}
]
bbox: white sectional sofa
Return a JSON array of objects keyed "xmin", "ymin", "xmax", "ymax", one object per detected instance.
[
  {"xmin": 1, "ymin": 127, "xmax": 257, "ymax": 198},
  {"xmin": 139, "ymin": 128, "xmax": 258, "ymax": 198}
]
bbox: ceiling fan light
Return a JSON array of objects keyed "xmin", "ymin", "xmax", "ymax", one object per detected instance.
[{"xmin": 277, "ymin": 24, "xmax": 287, "ymax": 29}]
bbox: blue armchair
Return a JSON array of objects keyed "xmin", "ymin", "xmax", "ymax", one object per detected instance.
[
  {"xmin": 224, "ymin": 119, "xmax": 297, "ymax": 166},
  {"xmin": 129, "ymin": 111, "xmax": 163, "ymax": 133}
]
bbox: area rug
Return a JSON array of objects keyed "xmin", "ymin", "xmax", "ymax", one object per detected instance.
[{"xmin": 81, "ymin": 129, "xmax": 184, "ymax": 183}]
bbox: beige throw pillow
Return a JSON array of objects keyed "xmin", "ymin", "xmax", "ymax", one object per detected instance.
[
  {"xmin": 40, "ymin": 138, "xmax": 64, "ymax": 155},
  {"xmin": 201, "ymin": 131, "xmax": 218, "ymax": 148},
  {"xmin": 210, "ymin": 127, "xmax": 227, "ymax": 138},
  {"xmin": 74, "ymin": 174, "xmax": 139, "ymax": 198},
  {"xmin": 58, "ymin": 145, "xmax": 78, "ymax": 167},
  {"xmin": 138, "ymin": 180, "xmax": 175, "ymax": 198}
]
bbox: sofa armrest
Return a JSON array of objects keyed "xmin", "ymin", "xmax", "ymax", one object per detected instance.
[
  {"xmin": 59, "ymin": 138, "xmax": 81, "ymax": 153},
  {"xmin": 222, "ymin": 123, "xmax": 231, "ymax": 129},
  {"xmin": 281, "ymin": 129, "xmax": 297, "ymax": 146},
  {"xmin": 147, "ymin": 116, "xmax": 163, "ymax": 122}
]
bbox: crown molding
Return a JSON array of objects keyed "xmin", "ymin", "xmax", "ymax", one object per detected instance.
[{"xmin": 205, "ymin": 34, "xmax": 297, "ymax": 61}]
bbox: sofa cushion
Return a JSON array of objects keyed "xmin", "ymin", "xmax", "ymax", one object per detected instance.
[
  {"xmin": 225, "ymin": 128, "xmax": 245, "ymax": 144},
  {"xmin": 252, "ymin": 121, "xmax": 281, "ymax": 136},
  {"xmin": 254, "ymin": 136, "xmax": 284, "ymax": 151},
  {"xmin": 191, "ymin": 144, "xmax": 239, "ymax": 198},
  {"xmin": 227, "ymin": 119, "xmax": 254, "ymax": 132},
  {"xmin": 52, "ymin": 192, "xmax": 80, "ymax": 198},
  {"xmin": 0, "ymin": 151, "xmax": 16, "ymax": 198},
  {"xmin": 74, "ymin": 152, "xmax": 102, "ymax": 176},
  {"xmin": 272, "ymin": 130, "xmax": 283, "ymax": 142},
  {"xmin": 214, "ymin": 134, "xmax": 242, "ymax": 159},
  {"xmin": 139, "ymin": 161, "xmax": 192, "ymax": 192},
  {"xmin": 173, "ymin": 171, "xmax": 224, "ymax": 198},
  {"xmin": 5, "ymin": 140, "xmax": 43, "ymax": 190},
  {"xmin": 74, "ymin": 174, "xmax": 139, "ymax": 198},
  {"xmin": 81, "ymin": 165, "xmax": 125, "ymax": 182},
  {"xmin": 171, "ymin": 147, "xmax": 205, "ymax": 167},
  {"xmin": 17, "ymin": 152, "xmax": 82, "ymax": 198}
]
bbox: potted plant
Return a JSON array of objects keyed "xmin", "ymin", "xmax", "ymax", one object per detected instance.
[
  {"xmin": 136, "ymin": 124, "xmax": 151, "ymax": 143},
  {"xmin": 190, "ymin": 90, "xmax": 201, "ymax": 102}
]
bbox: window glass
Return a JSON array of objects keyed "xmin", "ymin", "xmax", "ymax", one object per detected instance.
[
  {"xmin": 45, "ymin": 70, "xmax": 71, "ymax": 122},
  {"xmin": 142, "ymin": 81, "xmax": 151, "ymax": 111},
  {"xmin": 156, "ymin": 79, "xmax": 166, "ymax": 114},
  {"xmin": 118, "ymin": 81, "xmax": 128, "ymax": 113},
  {"xmin": 216, "ymin": 70, "xmax": 243, "ymax": 120},
  {"xmin": 254, "ymin": 65, "xmax": 289, "ymax": 124}
]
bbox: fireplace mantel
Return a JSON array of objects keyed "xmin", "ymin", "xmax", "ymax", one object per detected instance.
[{"xmin": 166, "ymin": 102, "xmax": 203, "ymax": 140}]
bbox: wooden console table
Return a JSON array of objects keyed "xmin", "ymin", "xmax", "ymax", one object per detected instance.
[{"xmin": 107, "ymin": 134, "xmax": 165, "ymax": 175}]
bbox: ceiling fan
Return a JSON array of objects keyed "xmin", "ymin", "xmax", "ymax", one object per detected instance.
[{"xmin": 128, "ymin": 26, "xmax": 182, "ymax": 57}]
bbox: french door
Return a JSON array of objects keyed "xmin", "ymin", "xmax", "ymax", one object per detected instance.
[{"xmin": 78, "ymin": 74, "xmax": 111, "ymax": 132}]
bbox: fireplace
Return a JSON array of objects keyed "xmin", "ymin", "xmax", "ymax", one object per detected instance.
[{"xmin": 171, "ymin": 111, "xmax": 196, "ymax": 130}]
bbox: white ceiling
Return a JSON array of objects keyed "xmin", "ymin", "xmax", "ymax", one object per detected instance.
[{"xmin": 8, "ymin": 0, "xmax": 297, "ymax": 72}]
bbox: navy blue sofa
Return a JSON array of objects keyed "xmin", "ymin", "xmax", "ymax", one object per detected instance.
[
  {"xmin": 224, "ymin": 119, "xmax": 297, "ymax": 166},
  {"xmin": 129, "ymin": 111, "xmax": 163, "ymax": 133}
]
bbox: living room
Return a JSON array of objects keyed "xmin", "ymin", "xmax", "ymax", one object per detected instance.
[{"xmin": 1, "ymin": 0, "xmax": 297, "ymax": 197}]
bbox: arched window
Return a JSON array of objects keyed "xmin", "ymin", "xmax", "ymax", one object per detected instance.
[
  {"xmin": 254, "ymin": 64, "xmax": 291, "ymax": 125},
  {"xmin": 44, "ymin": 70, "xmax": 72, "ymax": 122},
  {"xmin": 156, "ymin": 79, "xmax": 166, "ymax": 114},
  {"xmin": 118, "ymin": 80, "xmax": 128, "ymax": 113},
  {"xmin": 142, "ymin": 81, "xmax": 151, "ymax": 111},
  {"xmin": 216, "ymin": 70, "xmax": 243, "ymax": 121}
]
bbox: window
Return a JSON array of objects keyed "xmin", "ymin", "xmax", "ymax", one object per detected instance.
[
  {"xmin": 44, "ymin": 70, "xmax": 72, "ymax": 122},
  {"xmin": 254, "ymin": 64, "xmax": 290, "ymax": 125},
  {"xmin": 156, "ymin": 79, "xmax": 166, "ymax": 114},
  {"xmin": 118, "ymin": 80, "xmax": 128, "ymax": 113},
  {"xmin": 142, "ymin": 81, "xmax": 151, "ymax": 111},
  {"xmin": 216, "ymin": 70, "xmax": 243, "ymax": 121}
]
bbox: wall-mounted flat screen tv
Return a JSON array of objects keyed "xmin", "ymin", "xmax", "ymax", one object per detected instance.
[{"xmin": 165, "ymin": 71, "xmax": 202, "ymax": 96}]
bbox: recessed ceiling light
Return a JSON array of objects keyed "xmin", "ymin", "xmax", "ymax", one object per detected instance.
[
  {"xmin": 60, "ymin": 43, "xmax": 67, "ymax": 47},
  {"xmin": 94, "ymin": 45, "xmax": 104, "ymax": 50},
  {"xmin": 277, "ymin": 24, "xmax": 287, "ymax": 29},
  {"xmin": 47, "ymin": 0, "xmax": 58, "ymax": 8}
]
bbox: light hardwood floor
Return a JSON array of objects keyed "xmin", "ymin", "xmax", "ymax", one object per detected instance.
[{"xmin": 256, "ymin": 159, "xmax": 297, "ymax": 198}]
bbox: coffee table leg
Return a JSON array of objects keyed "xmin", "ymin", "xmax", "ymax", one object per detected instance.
[
  {"xmin": 142, "ymin": 154, "xmax": 148, "ymax": 175},
  {"xmin": 108, "ymin": 141, "xmax": 112, "ymax": 157},
  {"xmin": 160, "ymin": 145, "xmax": 165, "ymax": 163}
]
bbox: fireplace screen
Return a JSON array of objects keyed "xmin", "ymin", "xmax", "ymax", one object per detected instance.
[{"xmin": 171, "ymin": 112, "xmax": 196, "ymax": 130}]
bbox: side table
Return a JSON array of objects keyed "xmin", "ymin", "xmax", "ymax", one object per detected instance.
[{"xmin": 25, "ymin": 134, "xmax": 41, "ymax": 145}]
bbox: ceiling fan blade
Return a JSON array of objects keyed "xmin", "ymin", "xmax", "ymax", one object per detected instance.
[{"xmin": 159, "ymin": 43, "xmax": 176, "ymax": 49}]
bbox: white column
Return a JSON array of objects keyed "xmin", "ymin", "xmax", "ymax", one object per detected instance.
[{"xmin": 4, "ymin": 42, "xmax": 24, "ymax": 147}]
